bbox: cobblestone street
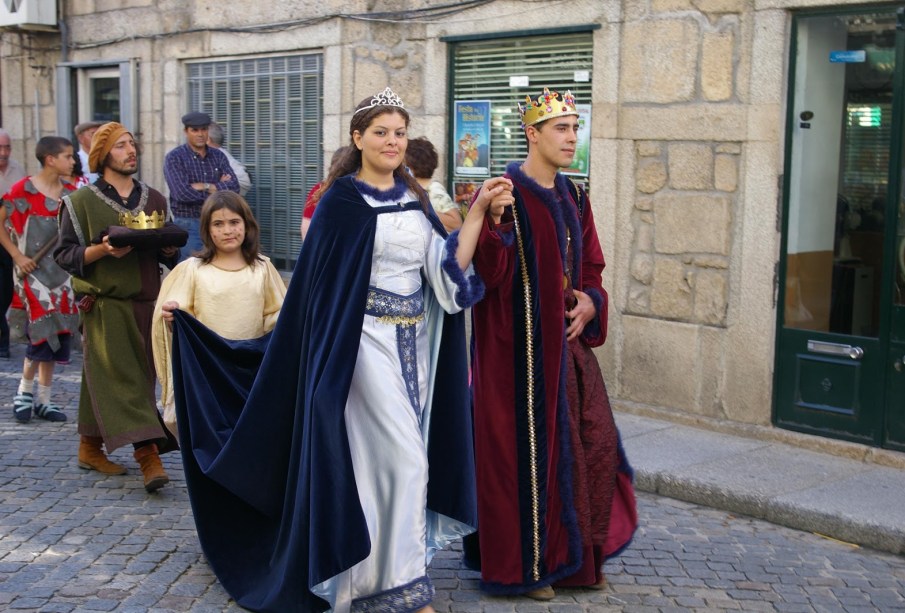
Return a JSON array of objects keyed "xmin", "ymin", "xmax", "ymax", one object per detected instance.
[{"xmin": 1, "ymin": 348, "xmax": 904, "ymax": 612}]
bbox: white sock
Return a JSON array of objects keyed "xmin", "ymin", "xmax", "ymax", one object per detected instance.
[
  {"xmin": 17, "ymin": 378, "xmax": 34, "ymax": 396},
  {"xmin": 36, "ymin": 383, "xmax": 51, "ymax": 407}
]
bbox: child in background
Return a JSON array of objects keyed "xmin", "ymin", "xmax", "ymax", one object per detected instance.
[
  {"xmin": 62, "ymin": 153, "xmax": 89, "ymax": 189},
  {"xmin": 152, "ymin": 191, "xmax": 286, "ymax": 435},
  {"xmin": 406, "ymin": 137, "xmax": 462, "ymax": 233},
  {"xmin": 0, "ymin": 136, "xmax": 79, "ymax": 423}
]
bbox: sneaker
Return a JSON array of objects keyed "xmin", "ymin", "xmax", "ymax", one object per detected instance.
[
  {"xmin": 13, "ymin": 392, "xmax": 33, "ymax": 423},
  {"xmin": 34, "ymin": 403, "xmax": 67, "ymax": 422}
]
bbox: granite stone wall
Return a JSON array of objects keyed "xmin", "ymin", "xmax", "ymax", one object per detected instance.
[{"xmin": 0, "ymin": 0, "xmax": 874, "ymax": 429}]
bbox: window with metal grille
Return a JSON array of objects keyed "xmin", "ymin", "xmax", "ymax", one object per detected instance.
[
  {"xmin": 446, "ymin": 29, "xmax": 595, "ymax": 190},
  {"xmin": 187, "ymin": 54, "xmax": 323, "ymax": 271}
]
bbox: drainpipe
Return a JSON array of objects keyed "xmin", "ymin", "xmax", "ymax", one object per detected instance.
[
  {"xmin": 33, "ymin": 87, "xmax": 40, "ymax": 140},
  {"xmin": 54, "ymin": 0, "xmax": 68, "ymax": 141},
  {"xmin": 58, "ymin": 0, "xmax": 67, "ymax": 63}
]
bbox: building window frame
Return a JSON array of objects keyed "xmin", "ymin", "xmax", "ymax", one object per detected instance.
[
  {"xmin": 55, "ymin": 59, "xmax": 138, "ymax": 142},
  {"xmin": 444, "ymin": 25, "xmax": 598, "ymax": 201},
  {"xmin": 186, "ymin": 52, "xmax": 323, "ymax": 271}
]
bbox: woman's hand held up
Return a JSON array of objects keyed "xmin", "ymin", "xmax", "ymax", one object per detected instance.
[{"xmin": 472, "ymin": 177, "xmax": 513, "ymax": 224}]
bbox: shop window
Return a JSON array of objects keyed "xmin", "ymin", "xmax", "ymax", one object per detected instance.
[{"xmin": 445, "ymin": 29, "xmax": 595, "ymax": 206}]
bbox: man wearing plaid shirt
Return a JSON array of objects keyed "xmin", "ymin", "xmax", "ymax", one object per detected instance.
[{"xmin": 163, "ymin": 112, "xmax": 240, "ymax": 260}]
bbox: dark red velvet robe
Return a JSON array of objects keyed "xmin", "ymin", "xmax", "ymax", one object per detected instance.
[{"xmin": 470, "ymin": 162, "xmax": 636, "ymax": 593}]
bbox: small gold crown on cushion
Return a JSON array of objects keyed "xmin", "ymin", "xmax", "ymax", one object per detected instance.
[
  {"xmin": 518, "ymin": 87, "xmax": 578, "ymax": 128},
  {"xmin": 119, "ymin": 210, "xmax": 165, "ymax": 230},
  {"xmin": 353, "ymin": 87, "xmax": 406, "ymax": 116}
]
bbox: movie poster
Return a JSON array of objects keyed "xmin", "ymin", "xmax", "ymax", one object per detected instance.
[
  {"xmin": 562, "ymin": 103, "xmax": 591, "ymax": 177},
  {"xmin": 453, "ymin": 101, "xmax": 491, "ymax": 177}
]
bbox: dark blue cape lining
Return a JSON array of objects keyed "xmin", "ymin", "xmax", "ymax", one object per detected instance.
[{"xmin": 172, "ymin": 176, "xmax": 477, "ymax": 612}]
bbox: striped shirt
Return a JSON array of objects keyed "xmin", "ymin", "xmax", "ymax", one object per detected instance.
[{"xmin": 163, "ymin": 144, "xmax": 240, "ymax": 218}]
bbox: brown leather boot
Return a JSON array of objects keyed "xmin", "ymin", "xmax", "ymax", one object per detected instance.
[
  {"xmin": 78, "ymin": 435, "xmax": 127, "ymax": 475},
  {"xmin": 525, "ymin": 586, "xmax": 555, "ymax": 600},
  {"xmin": 586, "ymin": 573, "xmax": 607, "ymax": 590},
  {"xmin": 133, "ymin": 443, "xmax": 169, "ymax": 493}
]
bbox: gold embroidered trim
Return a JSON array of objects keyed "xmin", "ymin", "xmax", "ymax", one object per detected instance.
[
  {"xmin": 511, "ymin": 201, "xmax": 541, "ymax": 582},
  {"xmin": 375, "ymin": 313, "xmax": 424, "ymax": 326}
]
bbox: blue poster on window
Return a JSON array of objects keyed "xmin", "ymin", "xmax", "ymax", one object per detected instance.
[
  {"xmin": 829, "ymin": 50, "xmax": 866, "ymax": 63},
  {"xmin": 453, "ymin": 101, "xmax": 491, "ymax": 177}
]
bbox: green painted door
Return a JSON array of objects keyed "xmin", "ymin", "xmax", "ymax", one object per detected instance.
[
  {"xmin": 883, "ymin": 10, "xmax": 905, "ymax": 450},
  {"xmin": 775, "ymin": 9, "xmax": 904, "ymax": 447}
]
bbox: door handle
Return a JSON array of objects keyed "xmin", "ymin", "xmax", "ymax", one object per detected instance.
[{"xmin": 807, "ymin": 340, "xmax": 864, "ymax": 360}]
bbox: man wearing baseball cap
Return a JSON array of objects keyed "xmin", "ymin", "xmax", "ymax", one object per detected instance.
[
  {"xmin": 163, "ymin": 112, "xmax": 239, "ymax": 260},
  {"xmin": 73, "ymin": 121, "xmax": 104, "ymax": 183}
]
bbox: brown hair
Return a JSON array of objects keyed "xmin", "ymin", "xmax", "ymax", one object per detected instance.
[
  {"xmin": 197, "ymin": 191, "xmax": 261, "ymax": 265},
  {"xmin": 404, "ymin": 137, "xmax": 439, "ymax": 180},
  {"xmin": 35, "ymin": 136, "xmax": 72, "ymax": 167},
  {"xmin": 311, "ymin": 95, "xmax": 429, "ymax": 212},
  {"xmin": 522, "ymin": 119, "xmax": 548, "ymax": 149}
]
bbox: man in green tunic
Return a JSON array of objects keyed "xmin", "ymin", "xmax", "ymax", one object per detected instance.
[{"xmin": 55, "ymin": 122, "xmax": 179, "ymax": 492}]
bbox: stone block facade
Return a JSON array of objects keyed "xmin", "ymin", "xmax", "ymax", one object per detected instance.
[{"xmin": 0, "ymin": 0, "xmax": 876, "ymax": 432}]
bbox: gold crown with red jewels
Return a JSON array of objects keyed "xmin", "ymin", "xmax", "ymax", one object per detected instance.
[
  {"xmin": 518, "ymin": 87, "xmax": 578, "ymax": 128},
  {"xmin": 119, "ymin": 210, "xmax": 166, "ymax": 230}
]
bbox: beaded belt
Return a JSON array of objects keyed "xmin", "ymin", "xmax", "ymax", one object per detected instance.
[
  {"xmin": 364, "ymin": 286, "xmax": 424, "ymax": 418},
  {"xmin": 364, "ymin": 287, "xmax": 424, "ymax": 326}
]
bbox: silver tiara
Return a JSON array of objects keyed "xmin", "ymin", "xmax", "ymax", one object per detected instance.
[{"xmin": 353, "ymin": 87, "xmax": 405, "ymax": 116}]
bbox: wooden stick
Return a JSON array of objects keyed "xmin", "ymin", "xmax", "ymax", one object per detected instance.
[{"xmin": 17, "ymin": 237, "xmax": 59, "ymax": 279}]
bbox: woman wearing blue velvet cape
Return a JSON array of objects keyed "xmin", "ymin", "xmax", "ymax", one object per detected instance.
[{"xmin": 168, "ymin": 88, "xmax": 514, "ymax": 612}]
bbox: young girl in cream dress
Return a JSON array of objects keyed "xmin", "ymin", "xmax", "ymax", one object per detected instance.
[{"xmin": 152, "ymin": 191, "xmax": 286, "ymax": 435}]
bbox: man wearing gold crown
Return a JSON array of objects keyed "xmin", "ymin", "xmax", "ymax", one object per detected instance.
[
  {"xmin": 468, "ymin": 88, "xmax": 638, "ymax": 599},
  {"xmin": 55, "ymin": 122, "xmax": 180, "ymax": 493}
]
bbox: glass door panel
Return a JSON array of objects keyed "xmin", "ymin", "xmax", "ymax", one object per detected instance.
[
  {"xmin": 784, "ymin": 13, "xmax": 894, "ymax": 339},
  {"xmin": 89, "ymin": 77, "xmax": 120, "ymax": 122},
  {"xmin": 775, "ymin": 10, "xmax": 897, "ymax": 445},
  {"xmin": 77, "ymin": 68, "xmax": 120, "ymax": 123}
]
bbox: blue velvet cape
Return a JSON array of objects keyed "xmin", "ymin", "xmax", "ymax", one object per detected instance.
[{"xmin": 171, "ymin": 176, "xmax": 478, "ymax": 612}]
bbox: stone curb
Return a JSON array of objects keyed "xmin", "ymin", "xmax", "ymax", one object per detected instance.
[{"xmin": 634, "ymin": 469, "xmax": 905, "ymax": 555}]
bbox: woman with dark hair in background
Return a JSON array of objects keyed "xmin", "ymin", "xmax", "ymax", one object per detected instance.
[
  {"xmin": 62, "ymin": 152, "xmax": 89, "ymax": 189},
  {"xmin": 405, "ymin": 136, "xmax": 462, "ymax": 233}
]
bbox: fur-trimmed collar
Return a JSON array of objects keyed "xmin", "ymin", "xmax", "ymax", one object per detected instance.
[
  {"xmin": 351, "ymin": 173, "xmax": 409, "ymax": 202},
  {"xmin": 505, "ymin": 162, "xmax": 582, "ymax": 281}
]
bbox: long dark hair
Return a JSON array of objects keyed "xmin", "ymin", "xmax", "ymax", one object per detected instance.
[
  {"xmin": 197, "ymin": 191, "xmax": 262, "ymax": 265},
  {"xmin": 311, "ymin": 96, "xmax": 429, "ymax": 213}
]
